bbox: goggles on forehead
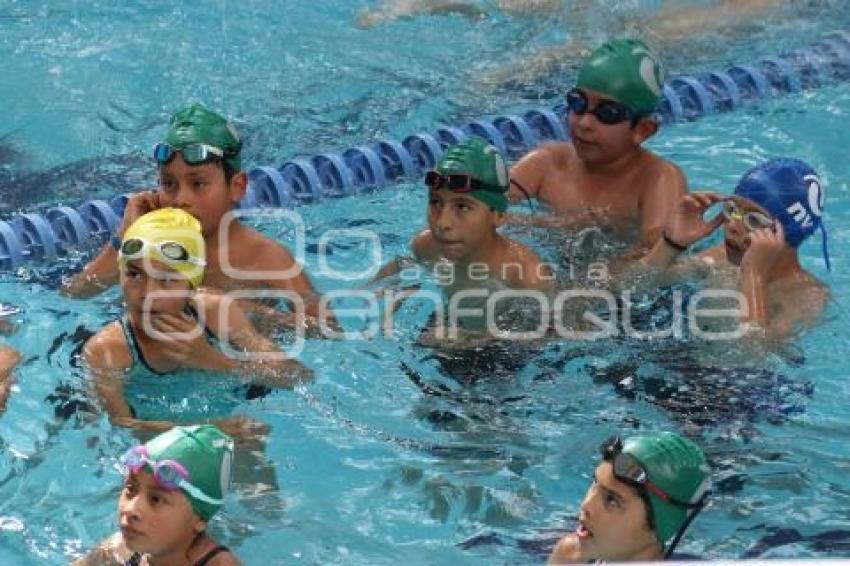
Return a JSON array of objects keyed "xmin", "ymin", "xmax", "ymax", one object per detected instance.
[
  {"xmin": 121, "ymin": 445, "xmax": 222, "ymax": 505},
  {"xmin": 120, "ymin": 238, "xmax": 205, "ymax": 267},
  {"xmin": 153, "ymin": 142, "xmax": 235, "ymax": 166},
  {"xmin": 600, "ymin": 437, "xmax": 704, "ymax": 510},
  {"xmin": 721, "ymin": 200, "xmax": 775, "ymax": 232},
  {"xmin": 566, "ymin": 88, "xmax": 640, "ymax": 125},
  {"xmin": 425, "ymin": 170, "xmax": 502, "ymax": 194}
]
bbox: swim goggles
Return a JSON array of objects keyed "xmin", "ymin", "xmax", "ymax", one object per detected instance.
[
  {"xmin": 153, "ymin": 142, "xmax": 236, "ymax": 166},
  {"xmin": 720, "ymin": 200, "xmax": 775, "ymax": 232},
  {"xmin": 566, "ymin": 88, "xmax": 638, "ymax": 125},
  {"xmin": 121, "ymin": 444, "xmax": 223, "ymax": 505},
  {"xmin": 600, "ymin": 437, "xmax": 704, "ymax": 510},
  {"xmin": 120, "ymin": 238, "xmax": 205, "ymax": 267},
  {"xmin": 424, "ymin": 171, "xmax": 502, "ymax": 193}
]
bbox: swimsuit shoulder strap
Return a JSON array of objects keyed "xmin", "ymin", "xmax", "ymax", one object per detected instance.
[
  {"xmin": 194, "ymin": 545, "xmax": 231, "ymax": 566},
  {"xmin": 123, "ymin": 552, "xmax": 143, "ymax": 566},
  {"xmin": 119, "ymin": 314, "xmax": 141, "ymax": 369},
  {"xmin": 120, "ymin": 314, "xmax": 167, "ymax": 376}
]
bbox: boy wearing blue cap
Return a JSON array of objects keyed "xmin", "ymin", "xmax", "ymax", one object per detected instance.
[
  {"xmin": 509, "ymin": 38, "xmax": 687, "ymax": 251},
  {"xmin": 641, "ymin": 158, "xmax": 829, "ymax": 341}
]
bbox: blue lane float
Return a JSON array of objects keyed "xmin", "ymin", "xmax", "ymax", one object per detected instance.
[{"xmin": 1, "ymin": 32, "xmax": 849, "ymax": 269}]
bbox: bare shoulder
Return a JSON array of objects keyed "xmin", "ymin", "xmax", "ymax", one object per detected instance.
[
  {"xmin": 641, "ymin": 150, "xmax": 686, "ymax": 186},
  {"xmin": 72, "ymin": 532, "xmax": 127, "ymax": 565},
  {"xmin": 0, "ymin": 346, "xmax": 20, "ymax": 373},
  {"xmin": 548, "ymin": 533, "xmax": 581, "ymax": 564},
  {"xmin": 411, "ymin": 229, "xmax": 440, "ymax": 263},
  {"xmin": 518, "ymin": 141, "xmax": 570, "ymax": 167},
  {"xmin": 84, "ymin": 322, "xmax": 131, "ymax": 370},
  {"xmin": 209, "ymin": 550, "xmax": 242, "ymax": 565},
  {"xmin": 236, "ymin": 224, "xmax": 298, "ymax": 267},
  {"xmin": 503, "ymin": 237, "xmax": 552, "ymax": 290}
]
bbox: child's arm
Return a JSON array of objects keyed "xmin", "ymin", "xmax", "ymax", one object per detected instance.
[
  {"xmin": 637, "ymin": 161, "xmax": 688, "ymax": 252},
  {"xmin": 507, "ymin": 146, "xmax": 551, "ymax": 203},
  {"xmin": 84, "ymin": 328, "xmax": 271, "ymax": 442},
  {"xmin": 640, "ymin": 192, "xmax": 726, "ymax": 271},
  {"xmin": 145, "ymin": 291, "xmax": 312, "ymax": 389},
  {"xmin": 61, "ymin": 191, "xmax": 161, "ymax": 298},
  {"xmin": 738, "ymin": 223, "xmax": 828, "ymax": 344},
  {"xmin": 0, "ymin": 346, "xmax": 21, "ymax": 412}
]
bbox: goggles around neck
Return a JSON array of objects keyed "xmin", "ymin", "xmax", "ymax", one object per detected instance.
[
  {"xmin": 121, "ymin": 445, "xmax": 222, "ymax": 506},
  {"xmin": 566, "ymin": 88, "xmax": 640, "ymax": 125},
  {"xmin": 721, "ymin": 200, "xmax": 775, "ymax": 232},
  {"xmin": 120, "ymin": 238, "xmax": 205, "ymax": 267},
  {"xmin": 425, "ymin": 170, "xmax": 502, "ymax": 194},
  {"xmin": 153, "ymin": 142, "xmax": 235, "ymax": 166}
]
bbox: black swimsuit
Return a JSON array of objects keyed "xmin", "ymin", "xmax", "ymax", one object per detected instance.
[{"xmin": 124, "ymin": 545, "xmax": 230, "ymax": 566}]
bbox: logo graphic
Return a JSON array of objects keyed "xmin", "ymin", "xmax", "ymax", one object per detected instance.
[
  {"xmin": 634, "ymin": 48, "xmax": 662, "ymax": 96},
  {"xmin": 805, "ymin": 174, "xmax": 824, "ymax": 217},
  {"xmin": 486, "ymin": 144, "xmax": 508, "ymax": 187}
]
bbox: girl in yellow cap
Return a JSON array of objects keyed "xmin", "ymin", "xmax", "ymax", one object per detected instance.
[{"xmin": 83, "ymin": 208, "xmax": 312, "ymax": 440}]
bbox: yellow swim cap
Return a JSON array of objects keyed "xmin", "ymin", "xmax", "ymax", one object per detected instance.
[{"xmin": 119, "ymin": 208, "xmax": 206, "ymax": 288}]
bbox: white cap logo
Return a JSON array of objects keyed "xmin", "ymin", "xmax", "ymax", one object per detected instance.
[
  {"xmin": 805, "ymin": 174, "xmax": 824, "ymax": 217},
  {"xmin": 485, "ymin": 144, "xmax": 508, "ymax": 187},
  {"xmin": 634, "ymin": 47, "xmax": 662, "ymax": 96}
]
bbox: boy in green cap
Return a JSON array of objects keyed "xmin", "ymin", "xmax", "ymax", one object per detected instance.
[
  {"xmin": 509, "ymin": 38, "xmax": 687, "ymax": 252},
  {"xmin": 378, "ymin": 137, "xmax": 553, "ymax": 342},
  {"xmin": 62, "ymin": 104, "xmax": 328, "ymax": 330},
  {"xmin": 75, "ymin": 425, "xmax": 240, "ymax": 565},
  {"xmin": 549, "ymin": 432, "xmax": 710, "ymax": 564}
]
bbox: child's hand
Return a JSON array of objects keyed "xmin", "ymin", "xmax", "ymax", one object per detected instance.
[
  {"xmin": 663, "ymin": 192, "xmax": 726, "ymax": 248},
  {"xmin": 116, "ymin": 190, "xmax": 161, "ymax": 238},
  {"xmin": 741, "ymin": 222, "xmax": 785, "ymax": 276},
  {"xmin": 151, "ymin": 313, "xmax": 231, "ymax": 371}
]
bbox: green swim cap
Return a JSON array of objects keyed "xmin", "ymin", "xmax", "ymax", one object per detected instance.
[
  {"xmin": 622, "ymin": 433, "xmax": 710, "ymax": 544},
  {"xmin": 434, "ymin": 137, "xmax": 509, "ymax": 212},
  {"xmin": 144, "ymin": 425, "xmax": 234, "ymax": 521},
  {"xmin": 164, "ymin": 104, "xmax": 242, "ymax": 171},
  {"xmin": 577, "ymin": 38, "xmax": 664, "ymax": 116}
]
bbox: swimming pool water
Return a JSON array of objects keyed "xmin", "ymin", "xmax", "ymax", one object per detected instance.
[{"xmin": 1, "ymin": 1, "xmax": 850, "ymax": 564}]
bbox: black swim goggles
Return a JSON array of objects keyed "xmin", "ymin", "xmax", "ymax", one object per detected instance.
[
  {"xmin": 566, "ymin": 88, "xmax": 640, "ymax": 125},
  {"xmin": 153, "ymin": 142, "xmax": 236, "ymax": 166},
  {"xmin": 600, "ymin": 437, "xmax": 704, "ymax": 510},
  {"xmin": 425, "ymin": 171, "xmax": 502, "ymax": 194},
  {"xmin": 120, "ymin": 238, "xmax": 205, "ymax": 266}
]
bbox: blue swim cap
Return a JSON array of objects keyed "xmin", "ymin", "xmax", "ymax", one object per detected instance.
[{"xmin": 733, "ymin": 158, "xmax": 830, "ymax": 271}]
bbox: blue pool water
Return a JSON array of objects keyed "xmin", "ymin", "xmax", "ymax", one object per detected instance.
[{"xmin": 1, "ymin": 1, "xmax": 850, "ymax": 564}]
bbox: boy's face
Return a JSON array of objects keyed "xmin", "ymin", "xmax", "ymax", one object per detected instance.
[
  {"xmin": 118, "ymin": 470, "xmax": 204, "ymax": 557},
  {"xmin": 121, "ymin": 259, "xmax": 192, "ymax": 319},
  {"xmin": 575, "ymin": 461, "xmax": 659, "ymax": 562},
  {"xmin": 723, "ymin": 196, "xmax": 775, "ymax": 266},
  {"xmin": 568, "ymin": 88, "xmax": 657, "ymax": 166},
  {"xmin": 427, "ymin": 188, "xmax": 503, "ymax": 262},
  {"xmin": 157, "ymin": 153, "xmax": 246, "ymax": 237}
]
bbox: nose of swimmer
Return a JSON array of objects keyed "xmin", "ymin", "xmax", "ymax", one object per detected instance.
[{"xmin": 121, "ymin": 492, "xmax": 143, "ymax": 519}]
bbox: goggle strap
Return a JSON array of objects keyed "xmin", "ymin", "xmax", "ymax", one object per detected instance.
[
  {"xmin": 663, "ymin": 493, "xmax": 708, "ymax": 559},
  {"xmin": 820, "ymin": 223, "xmax": 831, "ymax": 272},
  {"xmin": 179, "ymin": 479, "xmax": 223, "ymax": 506}
]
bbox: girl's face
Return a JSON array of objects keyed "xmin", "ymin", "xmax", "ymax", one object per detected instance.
[
  {"xmin": 118, "ymin": 470, "xmax": 204, "ymax": 558},
  {"xmin": 120, "ymin": 258, "xmax": 192, "ymax": 318}
]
